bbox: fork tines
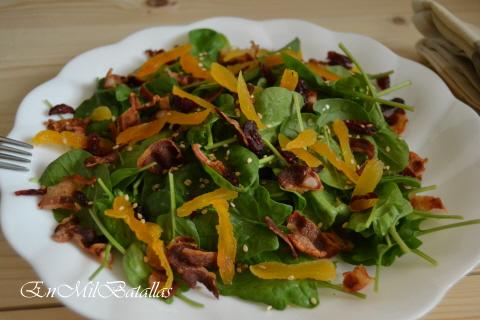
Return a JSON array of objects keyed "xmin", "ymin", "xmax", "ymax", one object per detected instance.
[{"xmin": 0, "ymin": 136, "xmax": 33, "ymax": 172}]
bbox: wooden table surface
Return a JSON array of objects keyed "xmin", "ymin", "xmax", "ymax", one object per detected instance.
[{"xmin": 0, "ymin": 0, "xmax": 479, "ymax": 319}]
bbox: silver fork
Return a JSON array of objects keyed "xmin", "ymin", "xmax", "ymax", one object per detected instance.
[{"xmin": 0, "ymin": 136, "xmax": 33, "ymax": 172}]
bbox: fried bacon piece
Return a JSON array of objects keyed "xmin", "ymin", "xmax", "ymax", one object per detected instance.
[
  {"xmin": 167, "ymin": 70, "xmax": 194, "ymax": 86},
  {"xmin": 85, "ymin": 152, "xmax": 118, "ymax": 168},
  {"xmin": 45, "ymin": 118, "xmax": 90, "ymax": 135},
  {"xmin": 148, "ymin": 271, "xmax": 176, "ymax": 298},
  {"xmin": 38, "ymin": 175, "xmax": 96, "ymax": 211},
  {"xmin": 402, "ymin": 151, "xmax": 428, "ymax": 180},
  {"xmin": 286, "ymin": 211, "xmax": 351, "ymax": 258},
  {"xmin": 140, "ymin": 86, "xmax": 170, "ymax": 110},
  {"xmin": 215, "ymin": 109, "xmax": 248, "ymax": 145},
  {"xmin": 278, "ymin": 165, "xmax": 323, "ymax": 193},
  {"xmin": 104, "ymin": 68, "xmax": 126, "ymax": 89},
  {"xmin": 166, "ymin": 237, "xmax": 219, "ymax": 298},
  {"xmin": 15, "ymin": 188, "xmax": 47, "ymax": 196},
  {"xmin": 327, "ymin": 51, "xmax": 352, "ymax": 68},
  {"xmin": 264, "ymin": 216, "xmax": 298, "ymax": 258},
  {"xmin": 349, "ymin": 138, "xmax": 375, "ymax": 160},
  {"xmin": 344, "ymin": 120, "xmax": 376, "ymax": 136},
  {"xmin": 145, "ymin": 48, "xmax": 165, "ymax": 58},
  {"xmin": 410, "ymin": 195, "xmax": 446, "ymax": 212},
  {"xmin": 343, "ymin": 265, "xmax": 372, "ymax": 292},
  {"xmin": 137, "ymin": 139, "xmax": 183, "ymax": 174},
  {"xmin": 52, "ymin": 215, "xmax": 111, "ymax": 264},
  {"xmin": 350, "ymin": 193, "xmax": 378, "ymax": 212},
  {"xmin": 295, "ymin": 79, "xmax": 317, "ymax": 111},
  {"xmin": 381, "ymin": 98, "xmax": 408, "ymax": 135},
  {"xmin": 85, "ymin": 133, "xmax": 113, "ymax": 157},
  {"xmin": 48, "ymin": 104, "xmax": 75, "ymax": 116},
  {"xmin": 192, "ymin": 144, "xmax": 239, "ymax": 185}
]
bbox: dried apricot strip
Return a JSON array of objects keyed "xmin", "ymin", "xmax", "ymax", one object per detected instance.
[
  {"xmin": 227, "ymin": 61, "xmax": 258, "ymax": 75},
  {"xmin": 311, "ymin": 142, "xmax": 359, "ymax": 183},
  {"xmin": 176, "ymin": 188, "xmax": 238, "ymax": 217},
  {"xmin": 237, "ymin": 72, "xmax": 265, "ymax": 129},
  {"xmin": 350, "ymin": 198, "xmax": 379, "ymax": 212},
  {"xmin": 105, "ymin": 196, "xmax": 173, "ymax": 289},
  {"xmin": 210, "ymin": 62, "xmax": 238, "ymax": 92},
  {"xmin": 135, "ymin": 44, "xmax": 192, "ymax": 80},
  {"xmin": 180, "ymin": 53, "xmax": 211, "ymax": 79},
  {"xmin": 279, "ymin": 69, "xmax": 299, "ymax": 91},
  {"xmin": 352, "ymin": 159, "xmax": 384, "ymax": 196},
  {"xmin": 307, "ymin": 62, "xmax": 341, "ymax": 81},
  {"xmin": 32, "ymin": 130, "xmax": 87, "ymax": 149},
  {"xmin": 332, "ymin": 120, "xmax": 356, "ymax": 171},
  {"xmin": 278, "ymin": 133, "xmax": 322, "ymax": 168},
  {"xmin": 250, "ymin": 260, "xmax": 336, "ymax": 281},
  {"xmin": 172, "ymin": 86, "xmax": 216, "ymax": 110},
  {"xmin": 212, "ymin": 199, "xmax": 236, "ymax": 284},
  {"xmin": 284, "ymin": 129, "xmax": 317, "ymax": 150}
]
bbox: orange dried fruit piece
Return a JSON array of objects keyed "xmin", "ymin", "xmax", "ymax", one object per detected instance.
[
  {"xmin": 352, "ymin": 158, "xmax": 384, "ymax": 196},
  {"xmin": 176, "ymin": 188, "xmax": 238, "ymax": 217},
  {"xmin": 32, "ymin": 130, "xmax": 87, "ymax": 149},
  {"xmin": 350, "ymin": 198, "xmax": 379, "ymax": 212},
  {"xmin": 172, "ymin": 86, "xmax": 216, "ymax": 110},
  {"xmin": 307, "ymin": 62, "xmax": 341, "ymax": 81},
  {"xmin": 250, "ymin": 260, "xmax": 336, "ymax": 281},
  {"xmin": 212, "ymin": 199, "xmax": 237, "ymax": 284},
  {"xmin": 279, "ymin": 69, "xmax": 299, "ymax": 91},
  {"xmin": 135, "ymin": 44, "xmax": 192, "ymax": 80},
  {"xmin": 227, "ymin": 61, "xmax": 258, "ymax": 75},
  {"xmin": 284, "ymin": 129, "xmax": 317, "ymax": 150},
  {"xmin": 105, "ymin": 196, "xmax": 173, "ymax": 289},
  {"xmin": 332, "ymin": 119, "xmax": 356, "ymax": 171},
  {"xmin": 237, "ymin": 71, "xmax": 265, "ymax": 129},
  {"xmin": 211, "ymin": 62, "xmax": 238, "ymax": 92},
  {"xmin": 180, "ymin": 53, "xmax": 210, "ymax": 79},
  {"xmin": 278, "ymin": 133, "xmax": 322, "ymax": 168},
  {"xmin": 90, "ymin": 106, "xmax": 113, "ymax": 121},
  {"xmin": 311, "ymin": 142, "xmax": 359, "ymax": 183}
]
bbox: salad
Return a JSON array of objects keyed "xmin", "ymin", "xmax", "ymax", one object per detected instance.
[{"xmin": 15, "ymin": 28, "xmax": 480, "ymax": 310}]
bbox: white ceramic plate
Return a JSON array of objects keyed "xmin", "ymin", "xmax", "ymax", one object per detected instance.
[{"xmin": 1, "ymin": 17, "xmax": 480, "ymax": 320}]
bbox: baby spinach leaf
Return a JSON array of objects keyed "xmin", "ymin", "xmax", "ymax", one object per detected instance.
[
  {"xmin": 39, "ymin": 149, "xmax": 92, "ymax": 186},
  {"xmin": 123, "ymin": 242, "xmax": 151, "ymax": 288},
  {"xmin": 201, "ymin": 145, "xmax": 259, "ymax": 192},
  {"xmin": 276, "ymin": 37, "xmax": 301, "ymax": 52},
  {"xmin": 191, "ymin": 210, "xmax": 218, "ymax": 251},
  {"xmin": 75, "ymin": 89, "xmax": 122, "ymax": 118},
  {"xmin": 254, "ymin": 87, "xmax": 302, "ymax": 128},
  {"xmin": 218, "ymin": 271, "xmax": 319, "ymax": 310},
  {"xmin": 115, "ymin": 84, "xmax": 132, "ymax": 102},
  {"xmin": 188, "ymin": 29, "xmax": 229, "ymax": 68},
  {"xmin": 282, "ymin": 53, "xmax": 325, "ymax": 89},
  {"xmin": 314, "ymin": 98, "xmax": 369, "ymax": 127},
  {"xmin": 303, "ymin": 190, "xmax": 349, "ymax": 228},
  {"xmin": 375, "ymin": 126, "xmax": 409, "ymax": 174},
  {"xmin": 279, "ymin": 113, "xmax": 319, "ymax": 138},
  {"xmin": 156, "ymin": 214, "xmax": 200, "ymax": 244},
  {"xmin": 379, "ymin": 175, "xmax": 421, "ymax": 189},
  {"xmin": 111, "ymin": 167, "xmax": 140, "ymax": 187},
  {"xmin": 145, "ymin": 73, "xmax": 178, "ymax": 96},
  {"xmin": 326, "ymin": 65, "xmax": 352, "ymax": 78},
  {"xmin": 214, "ymin": 93, "xmax": 236, "ymax": 117}
]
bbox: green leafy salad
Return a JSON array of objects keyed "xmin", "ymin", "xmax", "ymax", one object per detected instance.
[{"xmin": 16, "ymin": 28, "xmax": 480, "ymax": 310}]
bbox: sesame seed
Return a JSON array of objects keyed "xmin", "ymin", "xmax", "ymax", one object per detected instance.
[
  {"xmin": 226, "ymin": 150, "xmax": 231, "ymax": 156},
  {"xmin": 235, "ymin": 171, "xmax": 241, "ymax": 177},
  {"xmin": 112, "ymin": 116, "xmax": 116, "ymax": 121},
  {"xmin": 223, "ymin": 144, "xmax": 228, "ymax": 148},
  {"xmin": 385, "ymin": 165, "xmax": 390, "ymax": 170},
  {"xmin": 342, "ymin": 222, "xmax": 348, "ymax": 228},
  {"xmin": 126, "ymin": 146, "xmax": 133, "ymax": 152},
  {"xmin": 385, "ymin": 146, "xmax": 391, "ymax": 152},
  {"xmin": 350, "ymin": 159, "xmax": 355, "ymax": 164},
  {"xmin": 62, "ymin": 138, "xmax": 68, "ymax": 144},
  {"xmin": 137, "ymin": 213, "xmax": 143, "ymax": 219},
  {"xmin": 133, "ymin": 203, "xmax": 138, "ymax": 208},
  {"xmin": 242, "ymin": 244, "xmax": 249, "ymax": 252},
  {"xmin": 310, "ymin": 297, "xmax": 318, "ymax": 305},
  {"xmin": 236, "ymin": 267, "xmax": 242, "ymax": 273},
  {"xmin": 325, "ymin": 104, "xmax": 330, "ymax": 110},
  {"xmin": 119, "ymin": 206, "xmax": 125, "ymax": 211},
  {"xmin": 317, "ymin": 222, "xmax": 323, "ymax": 228},
  {"xmin": 124, "ymin": 195, "xmax": 129, "ymax": 201},
  {"xmin": 258, "ymin": 265, "xmax": 267, "ymax": 270},
  {"xmin": 87, "ymin": 201, "xmax": 94, "ymax": 206},
  {"xmin": 141, "ymin": 219, "xmax": 146, "ymax": 224},
  {"xmin": 267, "ymin": 306, "xmax": 273, "ymax": 311},
  {"xmin": 287, "ymin": 275, "xmax": 295, "ymax": 280},
  {"xmin": 184, "ymin": 179, "xmax": 192, "ymax": 186},
  {"xmin": 356, "ymin": 134, "xmax": 361, "ymax": 139},
  {"xmin": 230, "ymin": 202, "xmax": 236, "ymax": 208},
  {"xmin": 152, "ymin": 184, "xmax": 160, "ymax": 191},
  {"xmin": 200, "ymin": 184, "xmax": 205, "ymax": 188},
  {"xmin": 201, "ymin": 208, "xmax": 208, "ymax": 214},
  {"xmin": 247, "ymin": 157, "xmax": 252, "ymax": 164},
  {"xmin": 258, "ymin": 113, "xmax": 263, "ymax": 119},
  {"xmin": 267, "ymin": 124, "xmax": 272, "ymax": 128},
  {"xmin": 204, "ymin": 179, "xmax": 210, "ymax": 184},
  {"xmin": 166, "ymin": 112, "xmax": 172, "ymax": 116},
  {"xmin": 179, "ymin": 143, "xmax": 186, "ymax": 149},
  {"xmin": 113, "ymin": 145, "xmax": 120, "ymax": 150}
]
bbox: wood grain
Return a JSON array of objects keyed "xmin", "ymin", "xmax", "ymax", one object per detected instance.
[{"xmin": 0, "ymin": 0, "xmax": 479, "ymax": 319}]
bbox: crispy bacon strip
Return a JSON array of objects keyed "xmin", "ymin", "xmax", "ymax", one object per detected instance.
[
  {"xmin": 38, "ymin": 175, "xmax": 96, "ymax": 211},
  {"xmin": 381, "ymin": 98, "xmax": 408, "ymax": 135},
  {"xmin": 15, "ymin": 188, "xmax": 47, "ymax": 196},
  {"xmin": 48, "ymin": 104, "xmax": 75, "ymax": 116},
  {"xmin": 104, "ymin": 68, "xmax": 126, "ymax": 89},
  {"xmin": 45, "ymin": 118, "xmax": 90, "ymax": 135},
  {"xmin": 343, "ymin": 265, "xmax": 372, "ymax": 292},
  {"xmin": 264, "ymin": 216, "xmax": 298, "ymax": 258},
  {"xmin": 53, "ymin": 215, "xmax": 112, "ymax": 264},
  {"xmin": 344, "ymin": 120, "xmax": 376, "ymax": 136},
  {"xmin": 278, "ymin": 165, "xmax": 323, "ymax": 193},
  {"xmin": 402, "ymin": 151, "xmax": 427, "ymax": 180},
  {"xmin": 166, "ymin": 237, "xmax": 219, "ymax": 298},
  {"xmin": 192, "ymin": 144, "xmax": 239, "ymax": 185},
  {"xmin": 85, "ymin": 133, "xmax": 113, "ymax": 157},
  {"xmin": 85, "ymin": 152, "xmax": 118, "ymax": 168},
  {"xmin": 349, "ymin": 138, "xmax": 375, "ymax": 160},
  {"xmin": 410, "ymin": 195, "xmax": 446, "ymax": 212},
  {"xmin": 137, "ymin": 139, "xmax": 183, "ymax": 174}
]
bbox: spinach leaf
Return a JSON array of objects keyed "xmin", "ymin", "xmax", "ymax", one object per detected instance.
[
  {"xmin": 303, "ymin": 190, "xmax": 349, "ymax": 228},
  {"xmin": 188, "ymin": 29, "xmax": 229, "ymax": 68},
  {"xmin": 145, "ymin": 73, "xmax": 177, "ymax": 96},
  {"xmin": 111, "ymin": 168, "xmax": 140, "ymax": 187},
  {"xmin": 314, "ymin": 98, "xmax": 369, "ymax": 127},
  {"xmin": 123, "ymin": 242, "xmax": 151, "ymax": 288},
  {"xmin": 115, "ymin": 84, "xmax": 131, "ymax": 102},
  {"xmin": 191, "ymin": 210, "xmax": 218, "ymax": 251},
  {"xmin": 375, "ymin": 126, "xmax": 409, "ymax": 174},
  {"xmin": 254, "ymin": 87, "xmax": 302, "ymax": 128},
  {"xmin": 381, "ymin": 217, "xmax": 423, "ymax": 266},
  {"xmin": 326, "ymin": 65, "xmax": 352, "ymax": 78},
  {"xmin": 379, "ymin": 175, "xmax": 421, "ymax": 189},
  {"xmin": 276, "ymin": 37, "xmax": 301, "ymax": 52},
  {"xmin": 156, "ymin": 214, "xmax": 200, "ymax": 244},
  {"xmin": 214, "ymin": 93, "xmax": 236, "ymax": 117},
  {"xmin": 218, "ymin": 271, "xmax": 319, "ymax": 310},
  {"xmin": 75, "ymin": 89, "xmax": 122, "ymax": 118},
  {"xmin": 279, "ymin": 113, "xmax": 319, "ymax": 138},
  {"xmin": 39, "ymin": 149, "xmax": 92, "ymax": 186},
  {"xmin": 282, "ymin": 53, "xmax": 325, "ymax": 88},
  {"xmin": 201, "ymin": 145, "xmax": 259, "ymax": 192}
]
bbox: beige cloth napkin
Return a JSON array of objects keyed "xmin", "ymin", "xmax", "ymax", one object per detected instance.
[{"xmin": 412, "ymin": 0, "xmax": 480, "ymax": 110}]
